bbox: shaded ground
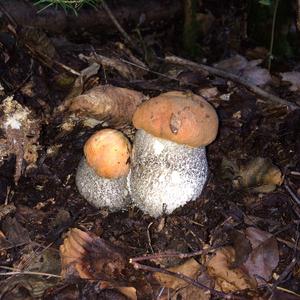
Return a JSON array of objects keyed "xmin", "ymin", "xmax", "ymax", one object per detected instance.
[{"xmin": 0, "ymin": 1, "xmax": 300, "ymax": 299}]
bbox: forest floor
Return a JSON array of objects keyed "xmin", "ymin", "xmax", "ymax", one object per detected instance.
[{"xmin": 0, "ymin": 1, "xmax": 300, "ymax": 299}]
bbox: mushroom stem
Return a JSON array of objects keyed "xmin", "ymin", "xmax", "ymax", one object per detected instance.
[
  {"xmin": 129, "ymin": 129, "xmax": 208, "ymax": 217},
  {"xmin": 76, "ymin": 158, "xmax": 130, "ymax": 210}
]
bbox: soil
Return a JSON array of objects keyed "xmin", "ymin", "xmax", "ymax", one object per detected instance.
[{"xmin": 0, "ymin": 1, "xmax": 300, "ymax": 299}]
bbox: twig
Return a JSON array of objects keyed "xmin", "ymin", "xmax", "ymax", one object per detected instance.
[
  {"xmin": 147, "ymin": 222, "xmax": 154, "ymax": 254},
  {"xmin": 0, "ymin": 2, "xmax": 17, "ymax": 27},
  {"xmin": 100, "ymin": 0, "xmax": 141, "ymax": 55},
  {"xmin": 268, "ymin": 0, "xmax": 280, "ymax": 70},
  {"xmin": 120, "ymin": 58, "xmax": 181, "ymax": 81},
  {"xmin": 25, "ymin": 43, "xmax": 81, "ymax": 76},
  {"xmin": 0, "ymin": 266, "xmax": 61, "ymax": 278},
  {"xmin": 276, "ymin": 286, "xmax": 300, "ymax": 298},
  {"xmin": 130, "ymin": 248, "xmax": 212, "ymax": 263},
  {"xmin": 54, "ymin": 60, "xmax": 81, "ymax": 76},
  {"xmin": 284, "ymin": 181, "xmax": 300, "ymax": 206},
  {"xmin": 164, "ymin": 55, "xmax": 299, "ymax": 111},
  {"xmin": 131, "ymin": 261, "xmax": 246, "ymax": 300},
  {"xmin": 272, "ymin": 258, "xmax": 297, "ymax": 289},
  {"xmin": 277, "ymin": 237, "xmax": 300, "ymax": 252},
  {"xmin": 120, "ymin": 58, "xmax": 208, "ymax": 92}
]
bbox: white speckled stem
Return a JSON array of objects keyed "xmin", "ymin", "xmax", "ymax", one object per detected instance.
[
  {"xmin": 76, "ymin": 158, "xmax": 130, "ymax": 210},
  {"xmin": 129, "ymin": 129, "xmax": 208, "ymax": 217}
]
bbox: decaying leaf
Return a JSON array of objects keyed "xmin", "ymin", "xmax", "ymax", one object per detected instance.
[
  {"xmin": 154, "ymin": 258, "xmax": 201, "ymax": 290},
  {"xmin": 243, "ymin": 227, "xmax": 279, "ymax": 285},
  {"xmin": 214, "ymin": 55, "xmax": 271, "ymax": 86},
  {"xmin": 60, "ymin": 228, "xmax": 137, "ymax": 299},
  {"xmin": 0, "ymin": 240, "xmax": 60, "ymax": 299},
  {"xmin": 79, "ymin": 53, "xmax": 144, "ymax": 80},
  {"xmin": 154, "ymin": 258, "xmax": 211, "ymax": 300},
  {"xmin": 222, "ymin": 157, "xmax": 283, "ymax": 193},
  {"xmin": 61, "ymin": 85, "xmax": 146, "ymax": 127},
  {"xmin": 0, "ymin": 96, "xmax": 40, "ymax": 183},
  {"xmin": 2, "ymin": 216, "xmax": 31, "ymax": 247},
  {"xmin": 206, "ymin": 246, "xmax": 257, "ymax": 292},
  {"xmin": 169, "ymin": 274, "xmax": 211, "ymax": 300},
  {"xmin": 280, "ymin": 71, "xmax": 300, "ymax": 91},
  {"xmin": 20, "ymin": 27, "xmax": 57, "ymax": 67},
  {"xmin": 236, "ymin": 157, "xmax": 283, "ymax": 192},
  {"xmin": 60, "ymin": 228, "xmax": 95, "ymax": 279}
]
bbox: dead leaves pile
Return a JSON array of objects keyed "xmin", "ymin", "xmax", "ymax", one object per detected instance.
[{"xmin": 58, "ymin": 227, "xmax": 280, "ymax": 299}]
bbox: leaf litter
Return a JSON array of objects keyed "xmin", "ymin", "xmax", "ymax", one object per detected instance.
[{"xmin": 0, "ymin": 4, "xmax": 300, "ymax": 300}]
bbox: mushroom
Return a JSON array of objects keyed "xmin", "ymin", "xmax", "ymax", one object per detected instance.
[
  {"xmin": 129, "ymin": 91, "xmax": 219, "ymax": 217},
  {"xmin": 76, "ymin": 129, "xmax": 131, "ymax": 210}
]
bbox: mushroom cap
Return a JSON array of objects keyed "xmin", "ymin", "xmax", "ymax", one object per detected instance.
[
  {"xmin": 84, "ymin": 129, "xmax": 131, "ymax": 179},
  {"xmin": 132, "ymin": 91, "xmax": 219, "ymax": 147}
]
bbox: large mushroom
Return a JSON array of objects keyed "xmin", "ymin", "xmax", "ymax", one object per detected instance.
[
  {"xmin": 129, "ymin": 91, "xmax": 219, "ymax": 217},
  {"xmin": 76, "ymin": 129, "xmax": 131, "ymax": 211}
]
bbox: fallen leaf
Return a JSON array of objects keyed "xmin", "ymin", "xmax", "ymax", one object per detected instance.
[
  {"xmin": 154, "ymin": 258, "xmax": 201, "ymax": 290},
  {"xmin": 79, "ymin": 52, "xmax": 144, "ymax": 80},
  {"xmin": 228, "ymin": 229, "xmax": 252, "ymax": 268},
  {"xmin": 2, "ymin": 216, "xmax": 31, "ymax": 246},
  {"xmin": 154, "ymin": 258, "xmax": 211, "ymax": 300},
  {"xmin": 60, "ymin": 228, "xmax": 137, "ymax": 299},
  {"xmin": 206, "ymin": 246, "xmax": 257, "ymax": 292},
  {"xmin": 243, "ymin": 227, "xmax": 279, "ymax": 285},
  {"xmin": 234, "ymin": 157, "xmax": 283, "ymax": 192},
  {"xmin": 280, "ymin": 71, "xmax": 300, "ymax": 91},
  {"xmin": 60, "ymin": 228, "xmax": 96, "ymax": 279},
  {"xmin": 0, "ymin": 247, "xmax": 60, "ymax": 299},
  {"xmin": 62, "ymin": 85, "xmax": 146, "ymax": 126},
  {"xmin": 214, "ymin": 55, "xmax": 248, "ymax": 73},
  {"xmin": 169, "ymin": 271, "xmax": 212, "ymax": 300},
  {"xmin": 214, "ymin": 55, "xmax": 271, "ymax": 86},
  {"xmin": 20, "ymin": 27, "xmax": 57, "ymax": 67}
]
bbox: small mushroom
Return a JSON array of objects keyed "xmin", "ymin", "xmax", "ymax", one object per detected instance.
[
  {"xmin": 129, "ymin": 91, "xmax": 219, "ymax": 217},
  {"xmin": 76, "ymin": 129, "xmax": 131, "ymax": 210}
]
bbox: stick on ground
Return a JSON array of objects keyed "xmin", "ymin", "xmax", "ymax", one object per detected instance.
[{"xmin": 165, "ymin": 55, "xmax": 300, "ymax": 111}]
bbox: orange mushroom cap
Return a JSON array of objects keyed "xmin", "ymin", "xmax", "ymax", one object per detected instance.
[
  {"xmin": 132, "ymin": 91, "xmax": 219, "ymax": 148},
  {"xmin": 84, "ymin": 129, "xmax": 131, "ymax": 179}
]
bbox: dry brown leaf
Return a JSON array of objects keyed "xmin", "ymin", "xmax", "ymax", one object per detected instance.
[
  {"xmin": 206, "ymin": 246, "xmax": 257, "ymax": 292},
  {"xmin": 64, "ymin": 85, "xmax": 146, "ymax": 126},
  {"xmin": 60, "ymin": 228, "xmax": 93, "ymax": 279},
  {"xmin": 169, "ymin": 271, "xmax": 212, "ymax": 300},
  {"xmin": 115, "ymin": 287, "xmax": 137, "ymax": 300},
  {"xmin": 60, "ymin": 228, "xmax": 139, "ymax": 300},
  {"xmin": 243, "ymin": 227, "xmax": 279, "ymax": 285},
  {"xmin": 234, "ymin": 157, "xmax": 283, "ymax": 192},
  {"xmin": 154, "ymin": 258, "xmax": 201, "ymax": 290},
  {"xmin": 20, "ymin": 27, "xmax": 57, "ymax": 67}
]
